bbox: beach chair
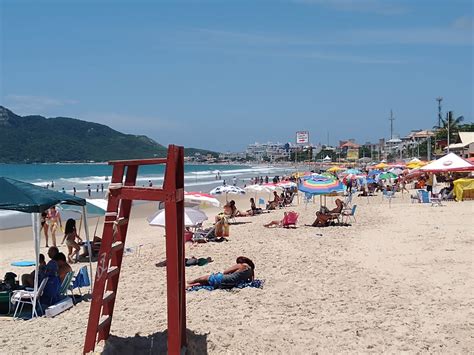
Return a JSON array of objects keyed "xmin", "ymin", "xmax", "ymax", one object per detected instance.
[
  {"xmin": 282, "ymin": 211, "xmax": 298, "ymax": 228},
  {"xmin": 418, "ymin": 190, "xmax": 430, "ymax": 204},
  {"xmin": 342, "ymin": 205, "xmax": 357, "ymax": 224},
  {"xmin": 11, "ymin": 277, "xmax": 49, "ymax": 318},
  {"xmin": 344, "ymin": 192, "xmax": 353, "ymax": 208},
  {"xmin": 58, "ymin": 271, "xmax": 75, "ymax": 303},
  {"xmin": 72, "ymin": 266, "xmax": 91, "ymax": 297}
]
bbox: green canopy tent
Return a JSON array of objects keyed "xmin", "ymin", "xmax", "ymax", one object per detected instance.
[{"xmin": 0, "ymin": 177, "xmax": 93, "ymax": 318}]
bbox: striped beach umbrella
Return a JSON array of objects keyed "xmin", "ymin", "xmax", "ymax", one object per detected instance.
[{"xmin": 298, "ymin": 177, "xmax": 346, "ymax": 195}]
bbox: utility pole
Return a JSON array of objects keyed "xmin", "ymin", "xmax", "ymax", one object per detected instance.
[
  {"xmin": 447, "ymin": 111, "xmax": 452, "ymax": 153},
  {"xmin": 436, "ymin": 97, "xmax": 443, "ymax": 128},
  {"xmin": 389, "ymin": 109, "xmax": 395, "ymax": 140},
  {"xmin": 435, "ymin": 97, "xmax": 443, "ymax": 156}
]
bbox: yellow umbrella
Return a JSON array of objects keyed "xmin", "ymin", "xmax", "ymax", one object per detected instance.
[
  {"xmin": 327, "ymin": 166, "xmax": 343, "ymax": 173},
  {"xmin": 375, "ymin": 162, "xmax": 388, "ymax": 169}
]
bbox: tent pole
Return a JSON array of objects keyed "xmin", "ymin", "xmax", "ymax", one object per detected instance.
[
  {"xmin": 82, "ymin": 206, "xmax": 94, "ymax": 292},
  {"xmin": 31, "ymin": 213, "xmax": 41, "ymax": 318}
]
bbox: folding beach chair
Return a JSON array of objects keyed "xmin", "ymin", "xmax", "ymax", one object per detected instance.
[
  {"xmin": 342, "ymin": 205, "xmax": 357, "ymax": 224},
  {"xmin": 58, "ymin": 271, "xmax": 75, "ymax": 303},
  {"xmin": 282, "ymin": 211, "xmax": 299, "ymax": 228},
  {"xmin": 72, "ymin": 266, "xmax": 91, "ymax": 297},
  {"xmin": 11, "ymin": 277, "xmax": 49, "ymax": 318}
]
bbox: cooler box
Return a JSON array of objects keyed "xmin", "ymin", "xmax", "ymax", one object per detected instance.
[{"xmin": 45, "ymin": 297, "xmax": 73, "ymax": 318}]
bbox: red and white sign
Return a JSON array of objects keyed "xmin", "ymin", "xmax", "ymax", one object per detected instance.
[{"xmin": 296, "ymin": 131, "xmax": 309, "ymax": 144}]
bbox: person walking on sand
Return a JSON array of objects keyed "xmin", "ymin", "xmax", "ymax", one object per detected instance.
[
  {"xmin": 87, "ymin": 184, "xmax": 91, "ymax": 197},
  {"xmin": 61, "ymin": 219, "xmax": 83, "ymax": 263},
  {"xmin": 73, "ymin": 186, "xmax": 76, "ymax": 196},
  {"xmin": 232, "ymin": 176, "xmax": 237, "ymax": 186},
  {"xmin": 101, "ymin": 183, "xmax": 104, "ymax": 192},
  {"xmin": 47, "ymin": 206, "xmax": 62, "ymax": 247}
]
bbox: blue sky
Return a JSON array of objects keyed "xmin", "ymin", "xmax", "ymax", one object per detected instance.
[{"xmin": 1, "ymin": 0, "xmax": 472, "ymax": 152}]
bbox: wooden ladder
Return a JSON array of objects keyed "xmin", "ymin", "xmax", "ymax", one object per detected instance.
[{"xmin": 83, "ymin": 145, "xmax": 186, "ymax": 354}]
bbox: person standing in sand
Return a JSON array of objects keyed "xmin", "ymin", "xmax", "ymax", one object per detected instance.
[
  {"xmin": 47, "ymin": 206, "xmax": 62, "ymax": 247},
  {"xmin": 61, "ymin": 218, "xmax": 83, "ymax": 263},
  {"xmin": 40, "ymin": 211, "xmax": 50, "ymax": 247}
]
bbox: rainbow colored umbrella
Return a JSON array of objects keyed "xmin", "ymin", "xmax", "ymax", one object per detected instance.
[{"xmin": 298, "ymin": 177, "xmax": 346, "ymax": 195}]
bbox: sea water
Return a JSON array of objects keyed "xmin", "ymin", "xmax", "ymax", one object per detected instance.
[{"xmin": 0, "ymin": 163, "xmax": 296, "ymax": 197}]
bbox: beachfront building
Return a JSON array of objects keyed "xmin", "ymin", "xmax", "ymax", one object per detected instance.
[
  {"xmin": 218, "ymin": 152, "xmax": 247, "ymax": 162},
  {"xmin": 246, "ymin": 142, "xmax": 291, "ymax": 162},
  {"xmin": 445, "ymin": 131, "xmax": 474, "ymax": 158}
]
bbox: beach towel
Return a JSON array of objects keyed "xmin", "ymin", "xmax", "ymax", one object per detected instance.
[
  {"xmin": 187, "ymin": 279, "xmax": 265, "ymax": 292},
  {"xmin": 11, "ymin": 261, "xmax": 35, "ymax": 267}
]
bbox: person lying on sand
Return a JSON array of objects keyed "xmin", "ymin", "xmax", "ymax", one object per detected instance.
[
  {"xmin": 187, "ymin": 256, "xmax": 255, "ymax": 288},
  {"xmin": 264, "ymin": 212, "xmax": 288, "ymax": 228}
]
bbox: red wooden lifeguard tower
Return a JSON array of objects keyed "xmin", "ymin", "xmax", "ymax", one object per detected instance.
[{"xmin": 83, "ymin": 145, "xmax": 186, "ymax": 354}]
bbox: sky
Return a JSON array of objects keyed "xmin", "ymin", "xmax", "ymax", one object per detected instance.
[{"xmin": 1, "ymin": 0, "xmax": 473, "ymax": 152}]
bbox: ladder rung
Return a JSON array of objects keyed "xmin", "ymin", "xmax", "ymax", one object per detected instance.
[
  {"xmin": 105, "ymin": 212, "xmax": 118, "ymax": 218},
  {"xmin": 102, "ymin": 291, "xmax": 116, "ymax": 304},
  {"xmin": 115, "ymin": 217, "xmax": 129, "ymax": 226},
  {"xmin": 107, "ymin": 266, "xmax": 120, "ymax": 280},
  {"xmin": 108, "ymin": 183, "xmax": 123, "ymax": 190},
  {"xmin": 111, "ymin": 242, "xmax": 124, "ymax": 254},
  {"xmin": 97, "ymin": 315, "xmax": 112, "ymax": 331}
]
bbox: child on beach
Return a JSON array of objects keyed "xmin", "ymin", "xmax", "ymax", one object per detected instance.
[{"xmin": 61, "ymin": 218, "xmax": 83, "ymax": 263}]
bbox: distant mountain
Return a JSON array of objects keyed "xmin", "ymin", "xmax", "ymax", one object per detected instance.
[{"xmin": 0, "ymin": 106, "xmax": 218, "ymax": 163}]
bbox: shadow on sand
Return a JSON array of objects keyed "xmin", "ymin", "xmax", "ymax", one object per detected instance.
[{"xmin": 103, "ymin": 329, "xmax": 208, "ymax": 355}]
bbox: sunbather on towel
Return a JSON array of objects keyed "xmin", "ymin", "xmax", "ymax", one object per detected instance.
[
  {"xmin": 263, "ymin": 212, "xmax": 288, "ymax": 228},
  {"xmin": 187, "ymin": 256, "xmax": 255, "ymax": 288}
]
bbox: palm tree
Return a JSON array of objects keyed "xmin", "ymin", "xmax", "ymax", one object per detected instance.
[{"xmin": 433, "ymin": 111, "xmax": 464, "ymax": 143}]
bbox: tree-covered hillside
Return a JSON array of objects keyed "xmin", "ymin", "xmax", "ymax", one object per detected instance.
[{"xmin": 0, "ymin": 106, "xmax": 217, "ymax": 162}]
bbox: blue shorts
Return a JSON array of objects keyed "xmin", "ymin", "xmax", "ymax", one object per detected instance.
[{"xmin": 208, "ymin": 272, "xmax": 223, "ymax": 287}]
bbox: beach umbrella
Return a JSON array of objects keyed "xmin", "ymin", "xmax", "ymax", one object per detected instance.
[
  {"xmin": 378, "ymin": 172, "xmax": 398, "ymax": 180},
  {"xmin": 375, "ymin": 162, "xmax": 388, "ymax": 169},
  {"xmin": 368, "ymin": 169, "xmax": 382, "ymax": 177},
  {"xmin": 388, "ymin": 167, "xmax": 404, "ymax": 175},
  {"xmin": 276, "ymin": 181, "xmax": 297, "ymax": 188},
  {"xmin": 327, "ymin": 166, "xmax": 343, "ymax": 173},
  {"xmin": 184, "ymin": 192, "xmax": 220, "ymax": 207},
  {"xmin": 210, "ymin": 185, "xmax": 245, "ymax": 201},
  {"xmin": 344, "ymin": 168, "xmax": 362, "ymax": 175},
  {"xmin": 148, "ymin": 207, "xmax": 208, "ymax": 227},
  {"xmin": 298, "ymin": 177, "xmax": 345, "ymax": 195}
]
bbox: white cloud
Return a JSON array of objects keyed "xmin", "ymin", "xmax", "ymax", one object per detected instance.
[{"xmin": 2, "ymin": 95, "xmax": 78, "ymax": 115}]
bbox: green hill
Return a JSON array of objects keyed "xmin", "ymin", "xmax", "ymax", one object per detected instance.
[{"xmin": 0, "ymin": 106, "xmax": 218, "ymax": 163}]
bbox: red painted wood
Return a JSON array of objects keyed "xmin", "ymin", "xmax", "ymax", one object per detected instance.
[{"xmin": 83, "ymin": 148, "xmax": 186, "ymax": 354}]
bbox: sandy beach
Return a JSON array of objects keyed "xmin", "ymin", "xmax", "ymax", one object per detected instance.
[{"xmin": 0, "ymin": 192, "xmax": 473, "ymax": 354}]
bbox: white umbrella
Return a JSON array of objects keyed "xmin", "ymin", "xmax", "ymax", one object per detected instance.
[
  {"xmin": 148, "ymin": 207, "xmax": 208, "ymax": 227},
  {"xmin": 245, "ymin": 184, "xmax": 275, "ymax": 193},
  {"xmin": 276, "ymin": 181, "xmax": 297, "ymax": 189},
  {"xmin": 210, "ymin": 185, "xmax": 246, "ymax": 196},
  {"xmin": 184, "ymin": 192, "xmax": 220, "ymax": 207}
]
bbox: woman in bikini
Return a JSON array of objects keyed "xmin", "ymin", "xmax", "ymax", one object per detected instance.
[
  {"xmin": 40, "ymin": 211, "xmax": 50, "ymax": 247},
  {"xmin": 61, "ymin": 218, "xmax": 83, "ymax": 263},
  {"xmin": 47, "ymin": 206, "xmax": 62, "ymax": 247}
]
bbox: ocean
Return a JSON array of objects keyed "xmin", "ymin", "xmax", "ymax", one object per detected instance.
[{"xmin": 0, "ymin": 163, "xmax": 296, "ymax": 197}]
